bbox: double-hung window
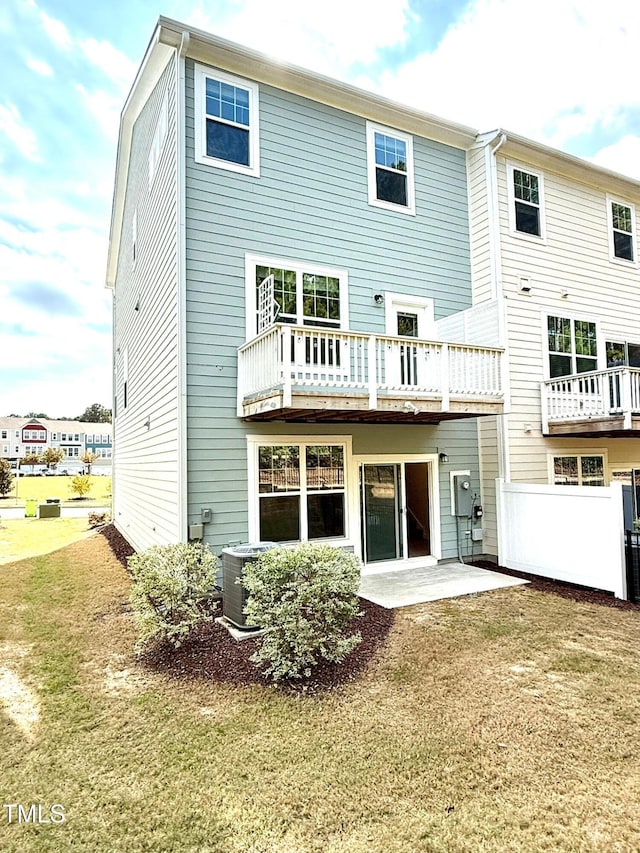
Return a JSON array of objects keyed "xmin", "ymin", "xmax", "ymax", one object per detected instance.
[
  {"xmin": 547, "ymin": 315, "xmax": 597, "ymax": 378},
  {"xmin": 552, "ymin": 454, "xmax": 605, "ymax": 487},
  {"xmin": 508, "ymin": 163, "xmax": 544, "ymax": 238},
  {"xmin": 194, "ymin": 64, "xmax": 259, "ymax": 176},
  {"xmin": 608, "ymin": 197, "xmax": 635, "ymax": 263},
  {"xmin": 366, "ymin": 122, "xmax": 415, "ymax": 214},
  {"xmin": 252, "ymin": 440, "xmax": 348, "ymax": 543}
]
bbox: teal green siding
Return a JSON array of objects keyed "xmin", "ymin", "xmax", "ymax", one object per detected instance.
[{"xmin": 184, "ymin": 60, "xmax": 479, "ymax": 558}]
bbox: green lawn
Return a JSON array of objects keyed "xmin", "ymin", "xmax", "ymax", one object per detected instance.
[
  {"xmin": 2, "ymin": 535, "xmax": 640, "ymax": 851},
  {"xmin": 1, "ymin": 475, "xmax": 111, "ymax": 507},
  {"xmin": 0, "ymin": 518, "xmax": 93, "ymax": 565}
]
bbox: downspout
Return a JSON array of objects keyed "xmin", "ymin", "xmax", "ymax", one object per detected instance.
[
  {"xmin": 486, "ymin": 132, "xmax": 511, "ymax": 485},
  {"xmin": 176, "ymin": 31, "xmax": 189, "ymax": 542}
]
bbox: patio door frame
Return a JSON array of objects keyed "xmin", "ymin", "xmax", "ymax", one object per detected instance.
[{"xmin": 352, "ymin": 453, "xmax": 441, "ymax": 574}]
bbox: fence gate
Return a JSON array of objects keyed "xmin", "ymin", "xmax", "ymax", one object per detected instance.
[{"xmin": 625, "ymin": 530, "xmax": 640, "ymax": 603}]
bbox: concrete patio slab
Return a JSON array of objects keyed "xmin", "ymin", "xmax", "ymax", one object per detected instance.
[{"xmin": 358, "ymin": 562, "xmax": 528, "ymax": 609}]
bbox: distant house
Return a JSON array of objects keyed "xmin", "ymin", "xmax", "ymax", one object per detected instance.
[
  {"xmin": 0, "ymin": 417, "xmax": 112, "ymax": 472},
  {"xmin": 106, "ymin": 17, "xmax": 505, "ymax": 563}
]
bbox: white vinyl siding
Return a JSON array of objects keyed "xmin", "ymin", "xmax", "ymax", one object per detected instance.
[
  {"xmin": 479, "ymin": 149, "xmax": 640, "ymax": 486},
  {"xmin": 113, "ymin": 59, "xmax": 182, "ymax": 552}
]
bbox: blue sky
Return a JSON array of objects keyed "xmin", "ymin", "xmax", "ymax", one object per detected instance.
[{"xmin": 2, "ymin": 0, "xmax": 640, "ymax": 417}]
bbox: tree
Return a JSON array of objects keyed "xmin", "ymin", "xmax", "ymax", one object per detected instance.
[
  {"xmin": 70, "ymin": 475, "xmax": 92, "ymax": 499},
  {"xmin": 26, "ymin": 412, "xmax": 49, "ymax": 419},
  {"xmin": 22, "ymin": 452, "xmax": 41, "ymax": 474},
  {"xmin": 81, "ymin": 451, "xmax": 98, "ymax": 474},
  {"xmin": 42, "ymin": 448, "xmax": 65, "ymax": 469},
  {"xmin": 77, "ymin": 403, "xmax": 112, "ymax": 423},
  {"xmin": 0, "ymin": 460, "xmax": 14, "ymax": 497}
]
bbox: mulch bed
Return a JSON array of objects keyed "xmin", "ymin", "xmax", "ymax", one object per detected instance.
[
  {"xmin": 99, "ymin": 523, "xmax": 136, "ymax": 568},
  {"xmin": 140, "ymin": 597, "xmax": 395, "ymax": 693},
  {"xmin": 98, "ymin": 524, "xmax": 395, "ymax": 692},
  {"xmin": 97, "ymin": 523, "xmax": 639, "ymax": 692},
  {"xmin": 472, "ymin": 559, "xmax": 640, "ymax": 613}
]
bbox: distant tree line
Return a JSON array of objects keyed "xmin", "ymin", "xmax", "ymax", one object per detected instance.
[{"xmin": 4, "ymin": 404, "xmax": 112, "ymax": 423}]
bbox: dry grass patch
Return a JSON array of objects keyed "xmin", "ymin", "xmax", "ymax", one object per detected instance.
[{"xmin": 2, "ymin": 538, "xmax": 640, "ymax": 851}]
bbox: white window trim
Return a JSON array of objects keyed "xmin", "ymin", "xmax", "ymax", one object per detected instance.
[
  {"xmin": 194, "ymin": 63, "xmax": 260, "ymax": 178},
  {"xmin": 148, "ymin": 88, "xmax": 169, "ymax": 187},
  {"xmin": 541, "ymin": 310, "xmax": 604, "ymax": 380},
  {"xmin": 384, "ymin": 292, "xmax": 435, "ymax": 339},
  {"xmin": 606, "ymin": 194, "xmax": 637, "ymax": 267},
  {"xmin": 366, "ymin": 121, "xmax": 415, "ymax": 216},
  {"xmin": 247, "ymin": 435, "xmax": 354, "ymax": 545},
  {"xmin": 245, "ymin": 253, "xmax": 350, "ymax": 340},
  {"xmin": 507, "ymin": 161, "xmax": 546, "ymax": 243},
  {"xmin": 547, "ymin": 450, "xmax": 608, "ymax": 486}
]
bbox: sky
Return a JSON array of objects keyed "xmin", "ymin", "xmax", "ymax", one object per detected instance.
[{"xmin": 2, "ymin": 0, "xmax": 640, "ymax": 418}]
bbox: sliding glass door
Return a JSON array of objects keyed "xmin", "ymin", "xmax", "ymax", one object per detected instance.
[{"xmin": 360, "ymin": 461, "xmax": 431, "ymax": 564}]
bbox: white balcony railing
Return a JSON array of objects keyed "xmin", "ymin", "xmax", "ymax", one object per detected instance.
[
  {"xmin": 238, "ymin": 324, "xmax": 503, "ymax": 416},
  {"xmin": 542, "ymin": 367, "xmax": 640, "ymax": 432}
]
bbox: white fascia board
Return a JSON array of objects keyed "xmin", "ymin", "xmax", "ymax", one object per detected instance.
[
  {"xmin": 156, "ymin": 17, "xmax": 478, "ymax": 151},
  {"xmin": 478, "ymin": 128, "xmax": 640, "ymax": 201}
]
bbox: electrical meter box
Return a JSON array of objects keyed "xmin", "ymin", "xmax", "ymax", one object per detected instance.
[{"xmin": 453, "ymin": 474, "xmax": 473, "ymax": 517}]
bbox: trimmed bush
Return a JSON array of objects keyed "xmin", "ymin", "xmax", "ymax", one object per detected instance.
[
  {"xmin": 242, "ymin": 543, "xmax": 362, "ymax": 682},
  {"xmin": 128, "ymin": 543, "xmax": 220, "ymax": 652}
]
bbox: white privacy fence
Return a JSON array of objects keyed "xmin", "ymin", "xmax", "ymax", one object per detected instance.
[
  {"xmin": 238, "ymin": 324, "xmax": 503, "ymax": 412},
  {"xmin": 496, "ymin": 479, "xmax": 626, "ymax": 598},
  {"xmin": 542, "ymin": 367, "xmax": 640, "ymax": 431},
  {"xmin": 435, "ymin": 298, "xmax": 503, "ymax": 348}
]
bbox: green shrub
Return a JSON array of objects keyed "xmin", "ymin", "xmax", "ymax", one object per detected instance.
[
  {"xmin": 242, "ymin": 543, "xmax": 362, "ymax": 682},
  {"xmin": 70, "ymin": 474, "xmax": 92, "ymax": 498},
  {"xmin": 128, "ymin": 543, "xmax": 220, "ymax": 652}
]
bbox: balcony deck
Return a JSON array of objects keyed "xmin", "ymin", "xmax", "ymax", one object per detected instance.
[
  {"xmin": 238, "ymin": 324, "xmax": 504, "ymax": 424},
  {"xmin": 542, "ymin": 367, "xmax": 640, "ymax": 437}
]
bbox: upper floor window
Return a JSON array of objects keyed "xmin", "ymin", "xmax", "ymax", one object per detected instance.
[
  {"xmin": 194, "ymin": 64, "xmax": 260, "ymax": 177},
  {"xmin": 508, "ymin": 163, "xmax": 544, "ymax": 239},
  {"xmin": 246, "ymin": 255, "xmax": 348, "ymax": 339},
  {"xmin": 608, "ymin": 198, "xmax": 635, "ymax": 263},
  {"xmin": 547, "ymin": 315, "xmax": 597, "ymax": 378},
  {"xmin": 366, "ymin": 122, "xmax": 415, "ymax": 215}
]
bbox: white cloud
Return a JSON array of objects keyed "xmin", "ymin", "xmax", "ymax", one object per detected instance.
[
  {"xmin": 25, "ymin": 56, "xmax": 53, "ymax": 77},
  {"xmin": 0, "ymin": 102, "xmax": 40, "ymax": 162},
  {"xmin": 189, "ymin": 0, "xmax": 414, "ymax": 78},
  {"xmin": 74, "ymin": 83, "xmax": 122, "ymax": 141},
  {"xmin": 39, "ymin": 10, "xmax": 72, "ymax": 51},
  {"xmin": 590, "ymin": 135, "xmax": 640, "ymax": 182},
  {"xmin": 79, "ymin": 37, "xmax": 137, "ymax": 91},
  {"xmin": 364, "ymin": 0, "xmax": 640, "ymax": 148}
]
